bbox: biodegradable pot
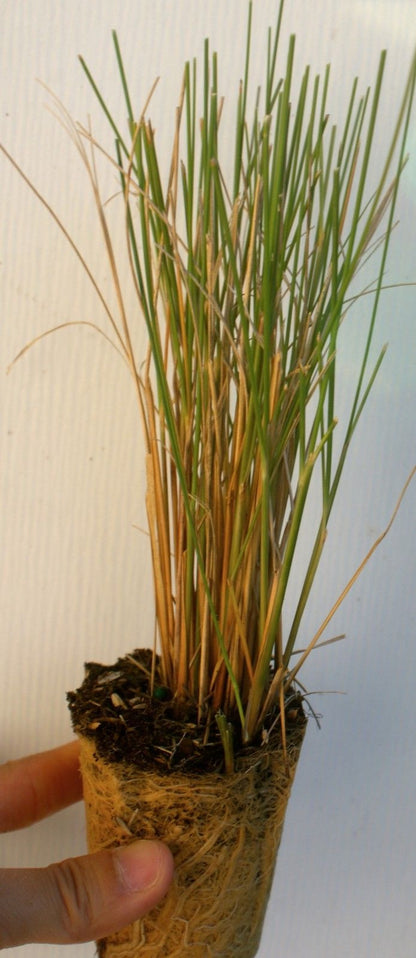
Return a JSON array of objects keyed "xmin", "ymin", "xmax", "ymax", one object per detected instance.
[{"xmin": 68, "ymin": 651, "xmax": 306, "ymax": 958}]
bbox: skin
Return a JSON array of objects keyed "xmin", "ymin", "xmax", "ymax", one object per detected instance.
[{"xmin": 0, "ymin": 741, "xmax": 174, "ymax": 948}]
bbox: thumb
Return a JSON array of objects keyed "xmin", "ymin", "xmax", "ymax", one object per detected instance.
[{"xmin": 0, "ymin": 840, "xmax": 174, "ymax": 948}]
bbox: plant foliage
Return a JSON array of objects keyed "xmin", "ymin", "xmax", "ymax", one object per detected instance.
[{"xmin": 3, "ymin": 2, "xmax": 415, "ymax": 756}]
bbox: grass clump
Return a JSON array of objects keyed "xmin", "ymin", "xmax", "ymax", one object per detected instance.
[{"xmin": 3, "ymin": 1, "xmax": 415, "ymax": 760}]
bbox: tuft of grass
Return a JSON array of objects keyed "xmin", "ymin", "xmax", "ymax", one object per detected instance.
[{"xmin": 3, "ymin": 1, "xmax": 415, "ymax": 759}]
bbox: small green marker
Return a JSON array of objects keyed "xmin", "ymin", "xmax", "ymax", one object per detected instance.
[{"xmin": 154, "ymin": 686, "xmax": 170, "ymax": 701}]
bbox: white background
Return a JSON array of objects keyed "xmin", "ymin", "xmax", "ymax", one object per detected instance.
[{"xmin": 1, "ymin": 2, "xmax": 415, "ymax": 956}]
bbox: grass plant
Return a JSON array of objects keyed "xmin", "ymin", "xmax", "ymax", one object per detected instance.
[{"xmin": 3, "ymin": 1, "xmax": 416, "ymax": 763}]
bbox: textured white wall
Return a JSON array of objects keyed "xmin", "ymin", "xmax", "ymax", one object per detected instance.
[{"xmin": 1, "ymin": 2, "xmax": 415, "ymax": 956}]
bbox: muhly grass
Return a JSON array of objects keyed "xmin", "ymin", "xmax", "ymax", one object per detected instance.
[{"xmin": 2, "ymin": 1, "xmax": 415, "ymax": 762}]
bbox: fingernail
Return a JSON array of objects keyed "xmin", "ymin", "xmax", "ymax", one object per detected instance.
[{"xmin": 114, "ymin": 840, "xmax": 163, "ymax": 892}]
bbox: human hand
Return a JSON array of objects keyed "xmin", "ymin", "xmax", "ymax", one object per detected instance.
[{"xmin": 0, "ymin": 741, "xmax": 174, "ymax": 948}]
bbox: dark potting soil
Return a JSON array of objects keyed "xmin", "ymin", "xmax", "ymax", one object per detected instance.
[{"xmin": 67, "ymin": 648, "xmax": 306, "ymax": 775}]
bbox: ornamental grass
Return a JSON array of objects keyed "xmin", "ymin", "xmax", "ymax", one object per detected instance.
[{"xmin": 3, "ymin": 1, "xmax": 415, "ymax": 766}]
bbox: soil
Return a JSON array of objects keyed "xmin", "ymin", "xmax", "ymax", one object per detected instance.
[{"xmin": 67, "ymin": 648, "xmax": 306, "ymax": 775}]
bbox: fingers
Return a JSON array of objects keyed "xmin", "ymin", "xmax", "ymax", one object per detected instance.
[
  {"xmin": 0, "ymin": 839, "xmax": 174, "ymax": 947},
  {"xmin": 0, "ymin": 745, "xmax": 175, "ymax": 946},
  {"xmin": 0, "ymin": 742, "xmax": 82, "ymax": 832}
]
